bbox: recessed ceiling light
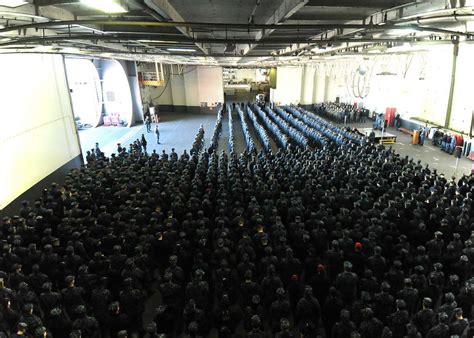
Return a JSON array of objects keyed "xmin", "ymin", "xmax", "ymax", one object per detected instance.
[
  {"xmin": 80, "ymin": 0, "xmax": 127, "ymax": 14},
  {"xmin": 0, "ymin": 0, "xmax": 29, "ymax": 7},
  {"xmin": 166, "ymin": 48, "xmax": 196, "ymax": 52}
]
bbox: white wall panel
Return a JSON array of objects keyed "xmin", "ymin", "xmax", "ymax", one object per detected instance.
[
  {"xmin": 301, "ymin": 65, "xmax": 315, "ymax": 104},
  {"xmin": 451, "ymin": 44, "xmax": 474, "ymax": 133},
  {"xmin": 0, "ymin": 54, "xmax": 80, "ymax": 210},
  {"xmin": 170, "ymin": 74, "xmax": 187, "ymax": 106},
  {"xmin": 184, "ymin": 66, "xmax": 200, "ymax": 107},
  {"xmin": 197, "ymin": 66, "xmax": 224, "ymax": 105},
  {"xmin": 314, "ymin": 67, "xmax": 326, "ymax": 103},
  {"xmin": 274, "ymin": 66, "xmax": 303, "ymax": 105}
]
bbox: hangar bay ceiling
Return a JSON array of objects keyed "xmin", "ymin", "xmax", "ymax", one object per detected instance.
[{"xmin": 0, "ymin": 0, "xmax": 474, "ymax": 65}]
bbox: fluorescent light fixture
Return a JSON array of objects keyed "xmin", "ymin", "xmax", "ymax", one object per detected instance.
[
  {"xmin": 0, "ymin": 0, "xmax": 28, "ymax": 7},
  {"xmin": 74, "ymin": 24, "xmax": 105, "ymax": 34},
  {"xmin": 166, "ymin": 48, "xmax": 196, "ymax": 52},
  {"xmin": 80, "ymin": 0, "xmax": 127, "ymax": 13}
]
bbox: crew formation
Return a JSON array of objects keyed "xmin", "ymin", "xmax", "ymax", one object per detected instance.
[
  {"xmin": 246, "ymin": 105, "xmax": 271, "ymax": 152},
  {"xmin": 261, "ymin": 106, "xmax": 308, "ymax": 149},
  {"xmin": 1, "ymin": 103, "xmax": 474, "ymax": 338},
  {"xmin": 236, "ymin": 105, "xmax": 256, "ymax": 153},
  {"xmin": 209, "ymin": 108, "xmax": 224, "ymax": 153},
  {"xmin": 286, "ymin": 106, "xmax": 366, "ymax": 146},
  {"xmin": 253, "ymin": 105, "xmax": 290, "ymax": 149},
  {"xmin": 316, "ymin": 102, "xmax": 370, "ymax": 124},
  {"xmin": 227, "ymin": 105, "xmax": 235, "ymax": 154}
]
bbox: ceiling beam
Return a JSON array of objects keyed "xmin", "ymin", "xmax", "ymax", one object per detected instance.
[
  {"xmin": 0, "ymin": 34, "xmax": 424, "ymax": 47},
  {"xmin": 145, "ymin": 0, "xmax": 208, "ymax": 55},
  {"xmin": 273, "ymin": 0, "xmax": 472, "ymax": 56},
  {"xmin": 2, "ymin": 39, "xmax": 454, "ymax": 58},
  {"xmin": 306, "ymin": 0, "xmax": 413, "ymax": 7},
  {"xmin": 290, "ymin": 12, "xmax": 376, "ymax": 21},
  {"xmin": 243, "ymin": 0, "xmax": 308, "ymax": 58},
  {"xmin": 0, "ymin": 3, "xmax": 75, "ymax": 20},
  {"xmin": 33, "ymin": 0, "xmax": 78, "ymax": 5},
  {"xmin": 255, "ymin": 0, "xmax": 308, "ymax": 40},
  {"xmin": 0, "ymin": 19, "xmax": 469, "ymax": 36}
]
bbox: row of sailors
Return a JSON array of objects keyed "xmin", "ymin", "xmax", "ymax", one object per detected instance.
[
  {"xmin": 236, "ymin": 105, "xmax": 256, "ymax": 153},
  {"xmin": 252, "ymin": 105, "xmax": 289, "ymax": 149},
  {"xmin": 262, "ymin": 106, "xmax": 313, "ymax": 148},
  {"xmin": 297, "ymin": 106, "xmax": 363, "ymax": 143},
  {"xmin": 316, "ymin": 102, "xmax": 351, "ymax": 122},
  {"xmin": 275, "ymin": 107, "xmax": 330, "ymax": 147},
  {"xmin": 316, "ymin": 102, "xmax": 368, "ymax": 123},
  {"xmin": 227, "ymin": 104, "xmax": 235, "ymax": 154},
  {"xmin": 287, "ymin": 106, "xmax": 365, "ymax": 146},
  {"xmin": 286, "ymin": 105, "xmax": 346, "ymax": 146},
  {"xmin": 261, "ymin": 106, "xmax": 309, "ymax": 149},
  {"xmin": 209, "ymin": 107, "xmax": 224, "ymax": 152},
  {"xmin": 246, "ymin": 106, "xmax": 271, "ymax": 152},
  {"xmin": 191, "ymin": 124, "xmax": 205, "ymax": 155},
  {"xmin": 235, "ymin": 102, "xmax": 364, "ymax": 153}
]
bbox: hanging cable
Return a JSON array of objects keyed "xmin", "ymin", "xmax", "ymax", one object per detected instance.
[{"xmin": 151, "ymin": 66, "xmax": 197, "ymax": 101}]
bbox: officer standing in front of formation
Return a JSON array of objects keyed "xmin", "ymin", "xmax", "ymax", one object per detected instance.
[
  {"xmin": 155, "ymin": 124, "xmax": 161, "ymax": 144},
  {"xmin": 140, "ymin": 134, "xmax": 147, "ymax": 153},
  {"xmin": 369, "ymin": 130, "xmax": 376, "ymax": 144},
  {"xmin": 145, "ymin": 115, "xmax": 152, "ymax": 133}
]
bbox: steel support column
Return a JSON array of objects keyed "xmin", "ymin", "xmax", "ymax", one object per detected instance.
[
  {"xmin": 445, "ymin": 40, "xmax": 459, "ymax": 128},
  {"xmin": 470, "ymin": 109, "xmax": 474, "ymax": 138}
]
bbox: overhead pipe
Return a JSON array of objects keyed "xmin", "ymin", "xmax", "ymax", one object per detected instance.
[
  {"xmin": 445, "ymin": 39, "xmax": 460, "ymax": 129},
  {"xmin": 402, "ymin": 13, "xmax": 474, "ymax": 25},
  {"xmin": 248, "ymin": 0, "xmax": 261, "ymax": 24},
  {"xmin": 0, "ymin": 41, "xmax": 456, "ymax": 58},
  {"xmin": 391, "ymin": 6, "xmax": 474, "ymax": 25},
  {"xmin": 273, "ymin": 13, "xmax": 474, "ymax": 57},
  {"xmin": 0, "ymin": 19, "xmax": 469, "ymax": 36},
  {"xmin": 0, "ymin": 33, "xmax": 421, "ymax": 47}
]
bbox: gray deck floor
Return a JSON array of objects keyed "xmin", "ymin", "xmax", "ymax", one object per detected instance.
[
  {"xmin": 79, "ymin": 113, "xmax": 472, "ymax": 178},
  {"xmin": 231, "ymin": 110, "xmax": 247, "ymax": 154},
  {"xmin": 78, "ymin": 112, "xmax": 218, "ymax": 160}
]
